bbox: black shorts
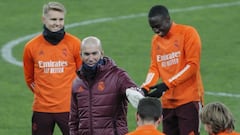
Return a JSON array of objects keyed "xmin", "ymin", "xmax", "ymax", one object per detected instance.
[
  {"xmin": 162, "ymin": 101, "xmax": 201, "ymax": 135},
  {"xmin": 32, "ymin": 111, "xmax": 69, "ymax": 135}
]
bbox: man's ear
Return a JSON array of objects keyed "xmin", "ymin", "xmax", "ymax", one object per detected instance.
[
  {"xmin": 101, "ymin": 50, "xmax": 104, "ymax": 56},
  {"xmin": 100, "ymin": 51, "xmax": 104, "ymax": 59},
  {"xmin": 156, "ymin": 115, "xmax": 163, "ymax": 126},
  {"xmin": 136, "ymin": 112, "xmax": 138, "ymax": 121},
  {"xmin": 136, "ymin": 113, "xmax": 141, "ymax": 126}
]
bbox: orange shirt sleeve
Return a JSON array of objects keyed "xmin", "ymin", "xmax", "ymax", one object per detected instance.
[
  {"xmin": 141, "ymin": 38, "xmax": 161, "ymax": 91},
  {"xmin": 23, "ymin": 36, "xmax": 39, "ymax": 92}
]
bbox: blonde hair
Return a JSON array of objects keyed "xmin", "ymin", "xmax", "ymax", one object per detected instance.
[
  {"xmin": 42, "ymin": 2, "xmax": 66, "ymax": 16},
  {"xmin": 200, "ymin": 102, "xmax": 235, "ymax": 134}
]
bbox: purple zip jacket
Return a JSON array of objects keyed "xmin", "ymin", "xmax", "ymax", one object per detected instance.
[{"xmin": 69, "ymin": 56, "xmax": 137, "ymax": 135}]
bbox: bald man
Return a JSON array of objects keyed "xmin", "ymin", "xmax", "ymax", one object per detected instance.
[{"xmin": 69, "ymin": 36, "xmax": 144, "ymax": 135}]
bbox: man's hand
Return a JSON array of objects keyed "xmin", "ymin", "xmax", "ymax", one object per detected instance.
[{"xmin": 148, "ymin": 83, "xmax": 168, "ymax": 98}]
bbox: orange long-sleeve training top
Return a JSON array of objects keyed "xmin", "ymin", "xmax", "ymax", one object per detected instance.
[
  {"xmin": 142, "ymin": 22, "xmax": 204, "ymax": 108},
  {"xmin": 23, "ymin": 33, "xmax": 82, "ymax": 113}
]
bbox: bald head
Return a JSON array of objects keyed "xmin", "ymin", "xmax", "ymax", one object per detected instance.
[
  {"xmin": 81, "ymin": 36, "xmax": 104, "ymax": 67},
  {"xmin": 81, "ymin": 36, "xmax": 102, "ymax": 51}
]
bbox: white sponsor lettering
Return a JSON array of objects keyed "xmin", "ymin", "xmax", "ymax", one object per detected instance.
[
  {"xmin": 157, "ymin": 51, "xmax": 180, "ymax": 67},
  {"xmin": 39, "ymin": 60, "xmax": 67, "ymax": 73},
  {"xmin": 157, "ymin": 51, "xmax": 180, "ymax": 62},
  {"xmin": 38, "ymin": 60, "xmax": 68, "ymax": 68}
]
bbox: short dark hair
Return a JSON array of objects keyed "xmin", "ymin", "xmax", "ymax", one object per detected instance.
[
  {"xmin": 137, "ymin": 97, "xmax": 162, "ymax": 121},
  {"xmin": 148, "ymin": 5, "xmax": 169, "ymax": 18}
]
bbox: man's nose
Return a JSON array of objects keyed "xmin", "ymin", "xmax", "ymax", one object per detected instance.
[
  {"xmin": 55, "ymin": 20, "xmax": 61, "ymax": 26},
  {"xmin": 88, "ymin": 55, "xmax": 95, "ymax": 61}
]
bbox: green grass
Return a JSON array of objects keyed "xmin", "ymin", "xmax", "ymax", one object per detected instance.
[{"xmin": 1, "ymin": 0, "xmax": 240, "ymax": 134}]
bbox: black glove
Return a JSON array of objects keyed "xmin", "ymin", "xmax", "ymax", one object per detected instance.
[
  {"xmin": 148, "ymin": 83, "xmax": 169, "ymax": 98},
  {"xmin": 141, "ymin": 88, "xmax": 149, "ymax": 96}
]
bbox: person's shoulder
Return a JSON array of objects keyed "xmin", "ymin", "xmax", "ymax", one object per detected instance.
[
  {"xmin": 216, "ymin": 131, "xmax": 240, "ymax": 135},
  {"xmin": 176, "ymin": 24, "xmax": 196, "ymax": 30},
  {"xmin": 159, "ymin": 132, "xmax": 166, "ymax": 135},
  {"xmin": 175, "ymin": 23, "xmax": 196, "ymax": 30},
  {"xmin": 25, "ymin": 34, "xmax": 43, "ymax": 47},
  {"xmin": 174, "ymin": 23, "xmax": 198, "ymax": 34},
  {"xmin": 152, "ymin": 34, "xmax": 160, "ymax": 41},
  {"xmin": 72, "ymin": 76, "xmax": 82, "ymax": 92},
  {"xmin": 232, "ymin": 131, "xmax": 240, "ymax": 135},
  {"xmin": 64, "ymin": 32, "xmax": 81, "ymax": 42},
  {"xmin": 104, "ymin": 57, "xmax": 125, "ymax": 72},
  {"xmin": 125, "ymin": 130, "xmax": 165, "ymax": 135}
]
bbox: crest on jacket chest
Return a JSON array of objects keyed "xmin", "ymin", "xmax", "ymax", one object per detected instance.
[
  {"xmin": 77, "ymin": 86, "xmax": 84, "ymax": 92},
  {"xmin": 98, "ymin": 81, "xmax": 105, "ymax": 91}
]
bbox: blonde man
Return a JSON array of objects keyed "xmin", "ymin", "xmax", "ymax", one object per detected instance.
[
  {"xmin": 200, "ymin": 102, "xmax": 240, "ymax": 135},
  {"xmin": 23, "ymin": 2, "xmax": 82, "ymax": 135}
]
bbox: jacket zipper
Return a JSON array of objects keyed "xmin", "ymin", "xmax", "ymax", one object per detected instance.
[{"xmin": 89, "ymin": 84, "xmax": 93, "ymax": 135}]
